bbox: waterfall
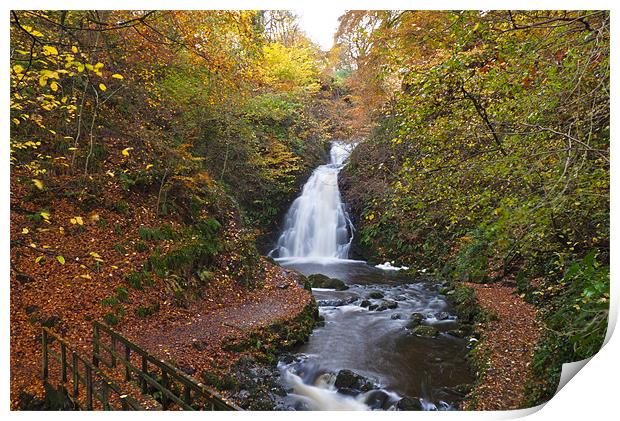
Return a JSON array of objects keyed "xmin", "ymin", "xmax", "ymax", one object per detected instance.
[{"xmin": 271, "ymin": 141, "xmax": 355, "ymax": 260}]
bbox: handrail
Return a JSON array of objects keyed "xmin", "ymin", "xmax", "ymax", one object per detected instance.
[
  {"xmin": 42, "ymin": 327, "xmax": 144, "ymax": 410},
  {"xmin": 92, "ymin": 321, "xmax": 242, "ymax": 411}
]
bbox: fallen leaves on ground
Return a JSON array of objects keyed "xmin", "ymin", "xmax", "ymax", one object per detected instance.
[{"xmin": 466, "ymin": 282, "xmax": 543, "ymax": 410}]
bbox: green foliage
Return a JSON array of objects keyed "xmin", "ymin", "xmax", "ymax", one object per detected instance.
[
  {"xmin": 135, "ymin": 302, "xmax": 160, "ymax": 318},
  {"xmin": 138, "ymin": 224, "xmax": 177, "ymax": 242},
  {"xmin": 133, "ymin": 240, "xmax": 148, "ymax": 253},
  {"xmin": 526, "ymin": 250, "xmax": 609, "ymax": 405},
  {"xmin": 338, "ymin": 10, "xmax": 609, "ymax": 405},
  {"xmin": 125, "ymin": 270, "xmax": 152, "ymax": 290},
  {"xmin": 112, "ymin": 243, "xmax": 127, "ymax": 254},
  {"xmin": 103, "ymin": 312, "xmax": 119, "ymax": 326},
  {"xmin": 113, "ymin": 200, "xmax": 129, "ymax": 215},
  {"xmin": 115, "ymin": 286, "xmax": 129, "ymax": 303}
]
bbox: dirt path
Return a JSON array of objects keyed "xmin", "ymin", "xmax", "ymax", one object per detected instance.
[
  {"xmin": 466, "ymin": 283, "xmax": 543, "ymax": 410},
  {"xmin": 122, "ymin": 264, "xmax": 312, "ymax": 376}
]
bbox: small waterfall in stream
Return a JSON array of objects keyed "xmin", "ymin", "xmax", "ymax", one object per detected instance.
[
  {"xmin": 271, "ymin": 141, "xmax": 355, "ymax": 260},
  {"xmin": 268, "ymin": 141, "xmax": 472, "ymax": 411}
]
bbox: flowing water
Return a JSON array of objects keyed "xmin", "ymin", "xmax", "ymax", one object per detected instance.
[{"xmin": 271, "ymin": 142, "xmax": 472, "ymax": 410}]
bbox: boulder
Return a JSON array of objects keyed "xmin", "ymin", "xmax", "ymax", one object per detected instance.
[
  {"xmin": 407, "ymin": 313, "xmax": 425, "ymax": 328},
  {"xmin": 334, "ymin": 369, "xmax": 374, "ymax": 392},
  {"xmin": 360, "ymin": 300, "xmax": 371, "ymax": 308},
  {"xmin": 447, "ymin": 329, "xmax": 466, "ymax": 338},
  {"xmin": 368, "ymin": 304, "xmax": 379, "ymax": 311},
  {"xmin": 411, "ymin": 325, "xmax": 439, "ymax": 338},
  {"xmin": 396, "ymin": 396, "xmax": 423, "ymax": 411},
  {"xmin": 435, "ymin": 311, "xmax": 451, "ymax": 321},
  {"xmin": 307, "ymin": 274, "xmax": 348, "ymax": 291},
  {"xmin": 317, "ymin": 297, "xmax": 356, "ymax": 307},
  {"xmin": 368, "ymin": 291, "xmax": 384, "ymax": 299},
  {"xmin": 364, "ymin": 390, "xmax": 392, "ymax": 410},
  {"xmin": 391, "ymin": 313, "xmax": 402, "ymax": 320},
  {"xmin": 384, "ymin": 300, "xmax": 398, "ymax": 309}
]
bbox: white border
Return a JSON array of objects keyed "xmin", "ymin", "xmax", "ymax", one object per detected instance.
[{"xmin": 2, "ymin": 2, "xmax": 618, "ymax": 420}]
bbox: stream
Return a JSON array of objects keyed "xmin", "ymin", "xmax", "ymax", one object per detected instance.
[{"xmin": 269, "ymin": 142, "xmax": 473, "ymax": 410}]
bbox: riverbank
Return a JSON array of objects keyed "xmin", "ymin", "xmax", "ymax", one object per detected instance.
[
  {"xmin": 9, "ymin": 163, "xmax": 317, "ymax": 409},
  {"xmin": 445, "ymin": 281, "xmax": 543, "ymax": 410}
]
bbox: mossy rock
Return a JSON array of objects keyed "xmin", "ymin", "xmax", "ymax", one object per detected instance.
[
  {"xmin": 396, "ymin": 396, "xmax": 423, "ymax": 411},
  {"xmin": 307, "ymin": 274, "xmax": 348, "ymax": 290},
  {"xmin": 411, "ymin": 325, "xmax": 438, "ymax": 338}
]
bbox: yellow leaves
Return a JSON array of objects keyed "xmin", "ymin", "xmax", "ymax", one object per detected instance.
[
  {"xmin": 39, "ymin": 76, "xmax": 48, "ymax": 87},
  {"xmin": 99, "ymin": 83, "xmax": 107, "ymax": 92},
  {"xmin": 112, "ymin": 73, "xmax": 124, "ymax": 80},
  {"xmin": 40, "ymin": 211, "xmax": 50, "ymax": 221},
  {"xmin": 56, "ymin": 255, "xmax": 66, "ymax": 265},
  {"xmin": 70, "ymin": 216, "xmax": 84, "ymax": 225},
  {"xmin": 21, "ymin": 24, "xmax": 43, "ymax": 37},
  {"xmin": 35, "ymin": 256, "xmax": 44, "ymax": 264},
  {"xmin": 90, "ymin": 214, "xmax": 100, "ymax": 223},
  {"xmin": 145, "ymin": 164, "xmax": 154, "ymax": 170},
  {"xmin": 121, "ymin": 147, "xmax": 134, "ymax": 157},
  {"xmin": 21, "ymin": 228, "xmax": 29, "ymax": 234},
  {"xmin": 71, "ymin": 45, "xmax": 78, "ymax": 53},
  {"xmin": 89, "ymin": 252, "xmax": 104, "ymax": 263},
  {"xmin": 78, "ymin": 274, "xmax": 92, "ymax": 280},
  {"xmin": 42, "ymin": 45, "xmax": 59, "ymax": 56},
  {"xmin": 32, "ymin": 179, "xmax": 44, "ymax": 190},
  {"xmin": 50, "ymin": 81, "xmax": 59, "ymax": 92},
  {"xmin": 12, "ymin": 64, "xmax": 24, "ymax": 74}
]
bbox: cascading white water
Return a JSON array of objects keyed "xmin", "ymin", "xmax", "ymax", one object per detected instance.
[{"xmin": 272, "ymin": 142, "xmax": 355, "ymax": 260}]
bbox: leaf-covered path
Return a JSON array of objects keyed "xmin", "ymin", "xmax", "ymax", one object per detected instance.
[
  {"xmin": 122, "ymin": 265, "xmax": 312, "ymax": 376},
  {"xmin": 466, "ymin": 283, "xmax": 543, "ymax": 410}
]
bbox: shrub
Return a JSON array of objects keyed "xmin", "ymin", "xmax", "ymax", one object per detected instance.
[
  {"xmin": 103, "ymin": 312, "xmax": 119, "ymax": 326},
  {"xmin": 138, "ymin": 224, "xmax": 177, "ymax": 242}
]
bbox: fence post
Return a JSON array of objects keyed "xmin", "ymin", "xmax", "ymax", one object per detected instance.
[
  {"xmin": 111, "ymin": 335, "xmax": 117, "ymax": 367},
  {"xmin": 183, "ymin": 385, "xmax": 192, "ymax": 407},
  {"xmin": 85, "ymin": 365, "xmax": 93, "ymax": 410},
  {"xmin": 41, "ymin": 329, "xmax": 48, "ymax": 382},
  {"xmin": 72, "ymin": 351, "xmax": 79, "ymax": 400},
  {"xmin": 60, "ymin": 342, "xmax": 67, "ymax": 383},
  {"xmin": 161, "ymin": 370, "xmax": 169, "ymax": 409},
  {"xmin": 93, "ymin": 323, "xmax": 100, "ymax": 367},
  {"xmin": 102, "ymin": 381, "xmax": 110, "ymax": 410},
  {"xmin": 141, "ymin": 355, "xmax": 148, "ymax": 393},
  {"xmin": 124, "ymin": 344, "xmax": 131, "ymax": 381}
]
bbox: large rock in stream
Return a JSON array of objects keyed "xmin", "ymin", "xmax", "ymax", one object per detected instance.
[
  {"xmin": 307, "ymin": 274, "xmax": 348, "ymax": 291},
  {"xmin": 410, "ymin": 325, "xmax": 439, "ymax": 338},
  {"xmin": 334, "ymin": 369, "xmax": 375, "ymax": 393},
  {"xmin": 396, "ymin": 396, "xmax": 423, "ymax": 411}
]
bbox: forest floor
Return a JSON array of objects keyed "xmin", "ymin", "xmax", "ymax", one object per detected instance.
[
  {"xmin": 9, "ymin": 158, "xmax": 313, "ymax": 409},
  {"xmin": 121, "ymin": 264, "xmax": 312, "ymax": 377},
  {"xmin": 465, "ymin": 282, "xmax": 544, "ymax": 410}
]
